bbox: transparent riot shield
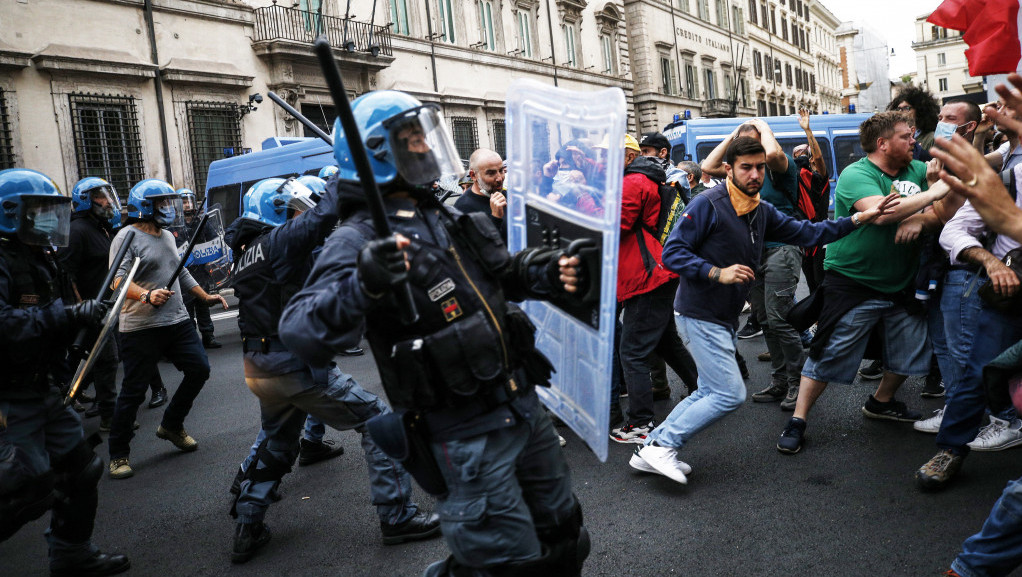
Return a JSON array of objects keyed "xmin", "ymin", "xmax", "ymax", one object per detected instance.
[
  {"xmin": 506, "ymin": 79, "xmax": 625, "ymax": 462},
  {"xmin": 178, "ymin": 207, "xmax": 232, "ymax": 292}
]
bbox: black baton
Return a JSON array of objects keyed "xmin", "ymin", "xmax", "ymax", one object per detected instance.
[{"xmin": 164, "ymin": 212, "xmax": 209, "ymax": 292}]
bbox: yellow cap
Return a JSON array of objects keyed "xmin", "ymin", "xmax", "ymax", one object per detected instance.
[{"xmin": 624, "ymin": 134, "xmax": 641, "ymax": 152}]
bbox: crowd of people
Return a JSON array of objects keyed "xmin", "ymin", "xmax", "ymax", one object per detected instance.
[{"xmin": 3, "ymin": 73, "xmax": 1022, "ymax": 576}]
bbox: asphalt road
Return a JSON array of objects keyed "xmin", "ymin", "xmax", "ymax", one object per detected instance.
[{"xmin": 4, "ymin": 312, "xmax": 1022, "ymax": 577}]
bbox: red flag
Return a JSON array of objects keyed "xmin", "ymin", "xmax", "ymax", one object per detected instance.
[{"xmin": 928, "ymin": 0, "xmax": 1022, "ymax": 76}]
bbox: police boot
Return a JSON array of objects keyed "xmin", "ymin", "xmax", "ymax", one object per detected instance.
[
  {"xmin": 50, "ymin": 550, "xmax": 130, "ymax": 577},
  {"xmin": 202, "ymin": 333, "xmax": 222, "ymax": 349},
  {"xmin": 380, "ymin": 511, "xmax": 441, "ymax": 545},
  {"xmin": 0, "ymin": 470, "xmax": 55, "ymax": 543},
  {"xmin": 297, "ymin": 438, "xmax": 344, "ymax": 466},
  {"xmin": 231, "ymin": 522, "xmax": 271, "ymax": 564}
]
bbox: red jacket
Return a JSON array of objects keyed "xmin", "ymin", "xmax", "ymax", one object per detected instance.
[{"xmin": 617, "ymin": 158, "xmax": 677, "ymax": 302}]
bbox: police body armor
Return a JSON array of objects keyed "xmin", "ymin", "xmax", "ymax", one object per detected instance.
[
  {"xmin": 350, "ymin": 207, "xmax": 543, "ymax": 414},
  {"xmin": 0, "ymin": 238, "xmax": 67, "ymax": 396},
  {"xmin": 231, "ymin": 229, "xmax": 303, "ymax": 345}
]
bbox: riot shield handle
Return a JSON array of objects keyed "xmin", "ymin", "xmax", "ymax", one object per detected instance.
[
  {"xmin": 567, "ymin": 238, "xmax": 601, "ymax": 305},
  {"xmin": 70, "ymin": 228, "xmax": 135, "ymax": 358},
  {"xmin": 313, "ymin": 35, "xmax": 419, "ymax": 325}
]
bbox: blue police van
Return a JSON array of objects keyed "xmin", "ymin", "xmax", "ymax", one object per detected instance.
[
  {"xmin": 203, "ymin": 136, "xmax": 333, "ymax": 223},
  {"xmin": 663, "ymin": 113, "xmax": 875, "ymax": 208}
]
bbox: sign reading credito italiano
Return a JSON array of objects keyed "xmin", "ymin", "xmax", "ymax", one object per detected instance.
[{"xmin": 674, "ymin": 27, "xmax": 735, "ymax": 53}]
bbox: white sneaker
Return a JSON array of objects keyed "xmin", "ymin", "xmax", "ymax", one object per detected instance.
[
  {"xmin": 635, "ymin": 444, "xmax": 689, "ymax": 484},
  {"xmin": 558, "ymin": 434, "xmax": 567, "ymax": 447},
  {"xmin": 629, "ymin": 446, "xmax": 692, "ymax": 477},
  {"xmin": 913, "ymin": 408, "xmax": 945, "ymax": 434},
  {"xmin": 968, "ymin": 416, "xmax": 1022, "ymax": 451}
]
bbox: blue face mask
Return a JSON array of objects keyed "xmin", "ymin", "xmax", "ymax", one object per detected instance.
[
  {"xmin": 154, "ymin": 205, "xmax": 176, "ymax": 227},
  {"xmin": 32, "ymin": 211, "xmax": 61, "ymax": 236},
  {"xmin": 934, "ymin": 121, "xmax": 959, "ymax": 141}
]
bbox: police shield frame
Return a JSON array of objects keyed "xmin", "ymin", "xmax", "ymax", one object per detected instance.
[
  {"xmin": 179, "ymin": 207, "xmax": 231, "ymax": 291},
  {"xmin": 506, "ymin": 79, "xmax": 624, "ymax": 462}
]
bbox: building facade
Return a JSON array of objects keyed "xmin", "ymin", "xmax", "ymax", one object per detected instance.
[
  {"xmin": 746, "ymin": 0, "xmax": 821, "ymax": 116},
  {"xmin": 911, "ymin": 12, "xmax": 984, "ymax": 100},
  {"xmin": 0, "ymin": 0, "xmax": 633, "ymax": 197},
  {"xmin": 836, "ymin": 21, "xmax": 890, "ymax": 114},
  {"xmin": 623, "ymin": 0, "xmax": 754, "ymax": 134},
  {"xmin": 809, "ymin": 1, "xmax": 840, "ymax": 113}
]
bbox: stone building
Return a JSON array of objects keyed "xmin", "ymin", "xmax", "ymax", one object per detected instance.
[
  {"xmin": 911, "ymin": 12, "xmax": 984, "ymax": 101},
  {"xmin": 746, "ymin": 0, "xmax": 821, "ymax": 116},
  {"xmin": 809, "ymin": 0, "xmax": 840, "ymax": 113},
  {"xmin": 623, "ymin": 0, "xmax": 755, "ymax": 134},
  {"xmin": 835, "ymin": 21, "xmax": 890, "ymax": 113},
  {"xmin": 0, "ymin": 0, "xmax": 632, "ymax": 198}
]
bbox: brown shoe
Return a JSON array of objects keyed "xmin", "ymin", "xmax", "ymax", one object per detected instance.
[
  {"xmin": 109, "ymin": 458, "xmax": 134, "ymax": 479},
  {"xmin": 757, "ymin": 351, "xmax": 771, "ymax": 362},
  {"xmin": 916, "ymin": 449, "xmax": 964, "ymax": 490},
  {"xmin": 156, "ymin": 426, "xmax": 198, "ymax": 452}
]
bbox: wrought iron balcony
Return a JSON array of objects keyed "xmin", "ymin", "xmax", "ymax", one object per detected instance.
[{"xmin": 253, "ymin": 5, "xmax": 392, "ymax": 57}]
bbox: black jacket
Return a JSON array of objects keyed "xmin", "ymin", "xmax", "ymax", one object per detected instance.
[{"xmin": 57, "ymin": 212, "xmax": 113, "ymax": 299}]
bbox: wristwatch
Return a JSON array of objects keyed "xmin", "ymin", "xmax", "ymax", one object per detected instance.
[{"xmin": 139, "ymin": 290, "xmax": 151, "ymax": 304}]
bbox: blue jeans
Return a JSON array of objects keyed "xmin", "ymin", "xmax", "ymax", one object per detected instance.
[
  {"xmin": 940, "ymin": 269, "xmax": 984, "ymax": 403},
  {"xmin": 952, "ymin": 475, "xmax": 1022, "ymax": 577},
  {"xmin": 937, "ymin": 306, "xmax": 1022, "ymax": 454},
  {"xmin": 423, "ymin": 391, "xmax": 575, "ymax": 572},
  {"xmin": 237, "ymin": 363, "xmax": 417, "ymax": 525},
  {"xmin": 240, "ymin": 415, "xmax": 325, "ymax": 472},
  {"xmin": 645, "ymin": 315, "xmax": 746, "ymax": 450},
  {"xmin": 109, "ymin": 320, "xmax": 211, "ymax": 459},
  {"xmin": 1, "ymin": 394, "xmax": 99, "ymax": 565}
]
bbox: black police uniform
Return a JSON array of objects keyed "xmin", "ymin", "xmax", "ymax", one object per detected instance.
[
  {"xmin": 280, "ymin": 183, "xmax": 588, "ymax": 576},
  {"xmin": 0, "ymin": 236, "xmax": 128, "ymax": 575},
  {"xmin": 227, "ymin": 181, "xmax": 432, "ymax": 562},
  {"xmin": 56, "ymin": 211, "xmax": 119, "ymax": 418}
]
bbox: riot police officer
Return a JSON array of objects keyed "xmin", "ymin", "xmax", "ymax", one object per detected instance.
[
  {"xmin": 227, "ymin": 175, "xmax": 439, "ymax": 562},
  {"xmin": 56, "ymin": 178, "xmax": 122, "ymax": 424},
  {"xmin": 0, "ymin": 168, "xmax": 130, "ymax": 576},
  {"xmin": 176, "ymin": 187, "xmax": 221, "ymax": 349},
  {"xmin": 279, "ymin": 91, "xmax": 590, "ymax": 576}
]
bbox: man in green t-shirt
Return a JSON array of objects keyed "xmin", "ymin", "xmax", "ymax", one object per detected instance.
[{"xmin": 777, "ymin": 111, "xmax": 951, "ymax": 455}]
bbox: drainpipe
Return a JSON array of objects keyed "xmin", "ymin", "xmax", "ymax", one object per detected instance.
[
  {"xmin": 544, "ymin": 0, "xmax": 558, "ymax": 86},
  {"xmin": 143, "ymin": 0, "xmax": 173, "ymax": 182},
  {"xmin": 423, "ymin": 0, "xmax": 439, "ymax": 93}
]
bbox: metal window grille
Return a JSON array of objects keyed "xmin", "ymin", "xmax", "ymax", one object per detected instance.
[
  {"xmin": 69, "ymin": 94, "xmax": 145, "ymax": 202},
  {"xmin": 0, "ymin": 89, "xmax": 14, "ymax": 170},
  {"xmin": 187, "ymin": 102, "xmax": 242, "ymax": 194},
  {"xmin": 450, "ymin": 117, "xmax": 478, "ymax": 165},
  {"xmin": 492, "ymin": 120, "xmax": 506, "ymax": 159}
]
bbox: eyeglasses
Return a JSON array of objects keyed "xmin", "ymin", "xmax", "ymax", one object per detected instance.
[{"xmin": 896, "ymin": 105, "xmax": 913, "ymax": 112}]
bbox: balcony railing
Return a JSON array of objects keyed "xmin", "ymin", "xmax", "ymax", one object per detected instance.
[
  {"xmin": 253, "ymin": 5, "xmax": 393, "ymax": 57},
  {"xmin": 703, "ymin": 98, "xmax": 737, "ymax": 117}
]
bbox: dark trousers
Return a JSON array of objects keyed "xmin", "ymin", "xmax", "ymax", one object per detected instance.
[
  {"xmin": 108, "ymin": 320, "xmax": 210, "ymax": 459},
  {"xmin": 802, "ymin": 247, "xmax": 826, "ymax": 293},
  {"xmin": 85, "ymin": 340, "xmax": 119, "ymax": 419},
  {"xmin": 620, "ymin": 281, "xmax": 683, "ymax": 426},
  {"xmin": 186, "ymin": 299, "xmax": 214, "ymax": 335}
]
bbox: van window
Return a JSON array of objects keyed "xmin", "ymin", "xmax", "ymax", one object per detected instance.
[
  {"xmin": 834, "ymin": 135, "xmax": 865, "ymax": 176},
  {"xmin": 669, "ymin": 143, "xmax": 687, "ymax": 164},
  {"xmin": 695, "ymin": 138, "xmax": 834, "ymax": 179},
  {"xmin": 207, "ymin": 184, "xmax": 242, "ymax": 225}
]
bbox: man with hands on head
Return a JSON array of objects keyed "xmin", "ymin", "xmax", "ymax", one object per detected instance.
[{"xmin": 626, "ymin": 136, "xmax": 897, "ymax": 485}]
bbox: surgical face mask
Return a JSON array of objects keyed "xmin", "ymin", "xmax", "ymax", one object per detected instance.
[
  {"xmin": 32, "ymin": 211, "xmax": 61, "ymax": 237},
  {"xmin": 154, "ymin": 205, "xmax": 177, "ymax": 227},
  {"xmin": 934, "ymin": 121, "xmax": 959, "ymax": 141}
]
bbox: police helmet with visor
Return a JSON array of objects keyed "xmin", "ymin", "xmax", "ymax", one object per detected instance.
[
  {"xmin": 0, "ymin": 168, "xmax": 72, "ymax": 247},
  {"xmin": 71, "ymin": 177, "xmax": 122, "ymax": 221},
  {"xmin": 242, "ymin": 177, "xmax": 313, "ymax": 227},
  {"xmin": 127, "ymin": 179, "xmax": 183, "ymax": 228}
]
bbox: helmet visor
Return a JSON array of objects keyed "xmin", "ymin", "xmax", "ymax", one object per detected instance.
[
  {"xmin": 18, "ymin": 194, "xmax": 71, "ymax": 247},
  {"xmin": 385, "ymin": 105, "xmax": 464, "ymax": 186},
  {"xmin": 89, "ymin": 185, "xmax": 122, "ymax": 219},
  {"xmin": 281, "ymin": 179, "xmax": 317, "ymax": 216},
  {"xmin": 152, "ymin": 195, "xmax": 184, "ymax": 228}
]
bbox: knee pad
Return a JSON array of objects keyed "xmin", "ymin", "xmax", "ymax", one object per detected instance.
[{"xmin": 52, "ymin": 441, "xmax": 103, "ymax": 494}]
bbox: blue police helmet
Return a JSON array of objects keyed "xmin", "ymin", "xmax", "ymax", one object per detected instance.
[
  {"xmin": 71, "ymin": 177, "xmax": 116, "ymax": 213},
  {"xmin": 242, "ymin": 178, "xmax": 300, "ymax": 227},
  {"xmin": 318, "ymin": 165, "xmax": 338, "ymax": 179},
  {"xmin": 332, "ymin": 90, "xmax": 463, "ymax": 188},
  {"xmin": 109, "ymin": 208, "xmax": 123, "ymax": 230},
  {"xmin": 296, "ymin": 175, "xmax": 327, "ymax": 198},
  {"xmin": 127, "ymin": 179, "xmax": 177, "ymax": 219},
  {"xmin": 0, "ymin": 168, "xmax": 72, "ymax": 246}
]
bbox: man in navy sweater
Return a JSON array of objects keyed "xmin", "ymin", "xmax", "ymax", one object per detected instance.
[{"xmin": 627, "ymin": 137, "xmax": 898, "ymax": 484}]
